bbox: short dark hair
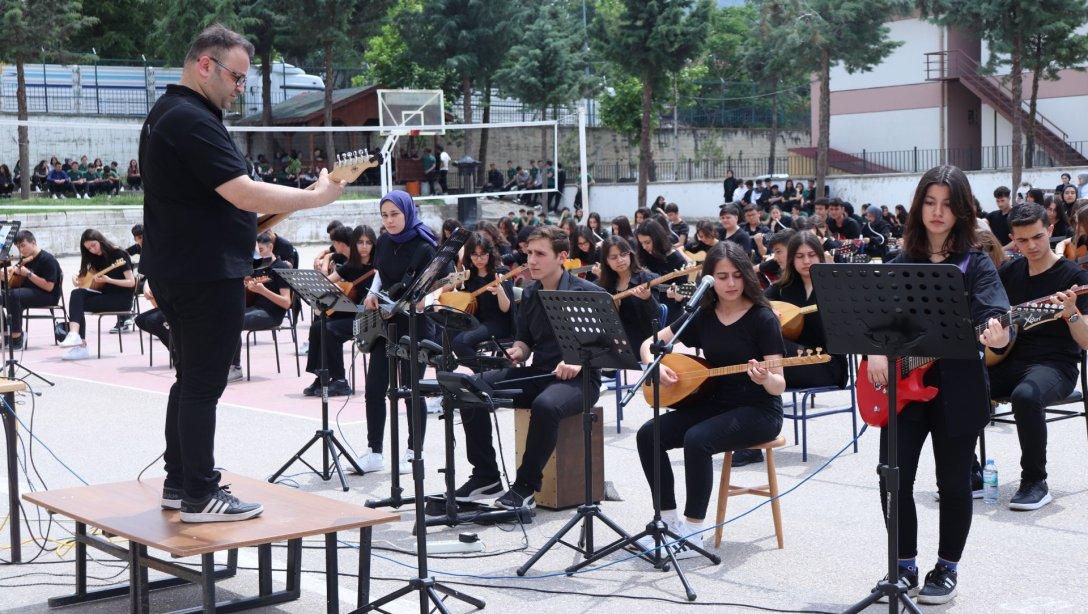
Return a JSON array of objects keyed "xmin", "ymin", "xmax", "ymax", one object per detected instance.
[
  {"xmin": 695, "ymin": 220, "xmax": 718, "ymax": 237},
  {"xmin": 526, "ymin": 225, "xmax": 570, "ymax": 255},
  {"xmin": 719, "ymin": 204, "xmax": 741, "ymax": 218},
  {"xmin": 327, "ymin": 220, "xmax": 344, "ymax": 234},
  {"xmin": 1027, "ymin": 188, "xmax": 1045, "ymax": 204},
  {"xmin": 184, "ymin": 24, "xmax": 254, "ymax": 64},
  {"xmin": 329, "ymin": 225, "xmax": 353, "ymax": 245},
  {"xmin": 256, "ymin": 231, "xmax": 274, "ymax": 245},
  {"xmin": 1009, "ymin": 202, "xmax": 1048, "ymax": 228},
  {"xmin": 994, "ymin": 186, "xmax": 1011, "ymax": 199},
  {"xmin": 1062, "ymin": 173, "xmax": 1072, "ymax": 181},
  {"xmin": 766, "ymin": 229, "xmax": 795, "ymax": 250},
  {"xmin": 742, "ymin": 204, "xmax": 759, "ymax": 215},
  {"xmin": 14, "ymin": 230, "xmax": 35, "ymax": 245},
  {"xmin": 664, "ymin": 203, "xmax": 679, "ymax": 214},
  {"xmin": 814, "ymin": 197, "xmax": 830, "ymax": 208},
  {"xmin": 130, "ymin": 223, "xmax": 143, "ymax": 237},
  {"xmin": 828, "ymin": 198, "xmax": 844, "ymax": 208}
]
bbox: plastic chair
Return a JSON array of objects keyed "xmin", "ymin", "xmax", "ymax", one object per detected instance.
[{"xmin": 782, "ymin": 353, "xmax": 859, "ymax": 462}]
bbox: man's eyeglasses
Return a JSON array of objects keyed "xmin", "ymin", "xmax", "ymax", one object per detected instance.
[{"xmin": 210, "ymin": 57, "xmax": 247, "ymax": 87}]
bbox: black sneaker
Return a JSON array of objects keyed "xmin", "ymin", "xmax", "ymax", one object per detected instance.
[
  {"xmin": 302, "ymin": 377, "xmax": 321, "ymax": 397},
  {"xmin": 9, "ymin": 335, "xmax": 24, "ymax": 351},
  {"xmin": 180, "ymin": 485, "xmax": 263, "ymax": 523},
  {"xmin": 1008, "ymin": 479, "xmax": 1052, "ymax": 511},
  {"xmin": 455, "ymin": 476, "xmax": 503, "ymax": 502},
  {"xmin": 161, "ymin": 485, "xmax": 184, "ymax": 510},
  {"xmin": 326, "ymin": 379, "xmax": 353, "ymax": 397},
  {"xmin": 917, "ymin": 564, "xmax": 957, "ymax": 605},
  {"xmin": 875, "ymin": 566, "xmax": 919, "ymax": 602},
  {"xmin": 731, "ymin": 448, "xmax": 764, "ymax": 467},
  {"xmin": 495, "ymin": 483, "xmax": 536, "ymax": 510}
]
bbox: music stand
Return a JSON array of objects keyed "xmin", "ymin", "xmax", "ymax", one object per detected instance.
[
  {"xmin": 809, "ymin": 263, "xmax": 979, "ymax": 614},
  {"xmin": 515, "ymin": 290, "xmax": 642, "ymax": 576},
  {"xmin": 267, "ymin": 269, "xmax": 363, "ymax": 491}
]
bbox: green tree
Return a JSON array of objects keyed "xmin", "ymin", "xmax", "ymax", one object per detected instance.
[
  {"xmin": 982, "ymin": 1, "xmax": 1088, "ymax": 168},
  {"xmin": 149, "ymin": 0, "xmax": 244, "ymax": 64},
  {"xmin": 792, "ymin": 0, "xmax": 906, "ymax": 198},
  {"xmin": 69, "ymin": 0, "xmax": 150, "ymax": 58},
  {"xmin": 238, "ymin": 0, "xmax": 290, "ymax": 148},
  {"xmin": 703, "ymin": 3, "xmax": 756, "ymax": 81},
  {"xmin": 594, "ymin": 0, "xmax": 711, "ymax": 207},
  {"xmin": 360, "ymin": 0, "xmax": 452, "ymax": 92},
  {"xmin": 0, "ymin": 0, "xmax": 96, "ymax": 199},
  {"xmin": 599, "ymin": 75, "xmax": 658, "ymax": 143}
]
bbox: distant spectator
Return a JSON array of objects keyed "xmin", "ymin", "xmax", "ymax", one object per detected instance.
[
  {"xmin": 484, "ymin": 163, "xmax": 504, "ymax": 192},
  {"xmin": 47, "ymin": 161, "xmax": 74, "ymax": 198},
  {"xmin": 1077, "ymin": 173, "xmax": 1088, "ymax": 199},
  {"xmin": 0, "ymin": 164, "xmax": 14, "ymax": 197},
  {"xmin": 422, "ymin": 148, "xmax": 437, "ymax": 195},
  {"xmin": 1056, "ymin": 172, "xmax": 1073, "ymax": 195},
  {"xmin": 545, "ymin": 161, "xmax": 559, "ymax": 212},
  {"xmin": 32, "ymin": 160, "xmax": 48, "ymax": 192},
  {"xmin": 126, "ymin": 159, "xmax": 142, "ymax": 190},
  {"xmin": 69, "ymin": 161, "xmax": 89, "ymax": 199},
  {"xmin": 437, "ymin": 144, "xmax": 450, "ymax": 194},
  {"xmin": 723, "ymin": 169, "xmax": 738, "ymax": 202},
  {"xmin": 284, "ymin": 152, "xmax": 302, "ymax": 187}
]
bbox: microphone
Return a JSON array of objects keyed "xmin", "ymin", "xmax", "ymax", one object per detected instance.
[{"xmin": 684, "ymin": 275, "xmax": 715, "ymax": 311}]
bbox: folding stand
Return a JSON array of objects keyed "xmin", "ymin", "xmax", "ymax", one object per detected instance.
[
  {"xmin": 516, "ymin": 290, "xmax": 643, "ymax": 576},
  {"xmin": 267, "ymin": 268, "xmax": 364, "ymax": 491},
  {"xmin": 809, "ymin": 263, "xmax": 978, "ymax": 614}
]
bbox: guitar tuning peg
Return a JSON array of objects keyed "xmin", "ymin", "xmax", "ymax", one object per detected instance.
[{"xmin": 815, "ymin": 347, "xmax": 823, "ymax": 354}]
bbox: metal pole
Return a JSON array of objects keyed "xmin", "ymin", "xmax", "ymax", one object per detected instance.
[{"xmin": 578, "ymin": 106, "xmax": 590, "ymax": 213}]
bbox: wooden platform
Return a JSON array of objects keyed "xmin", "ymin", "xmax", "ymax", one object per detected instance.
[{"xmin": 23, "ymin": 472, "xmax": 399, "ymax": 613}]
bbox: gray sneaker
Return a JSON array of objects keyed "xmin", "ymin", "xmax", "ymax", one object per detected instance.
[
  {"xmin": 180, "ymin": 485, "xmax": 263, "ymax": 523},
  {"xmin": 227, "ymin": 365, "xmax": 243, "ymax": 382}
]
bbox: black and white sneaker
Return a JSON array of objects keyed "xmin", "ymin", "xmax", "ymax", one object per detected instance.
[
  {"xmin": 917, "ymin": 564, "xmax": 957, "ymax": 605},
  {"xmin": 180, "ymin": 485, "xmax": 263, "ymax": 523},
  {"xmin": 495, "ymin": 483, "xmax": 536, "ymax": 510},
  {"xmin": 875, "ymin": 566, "xmax": 919, "ymax": 602},
  {"xmin": 326, "ymin": 379, "xmax": 353, "ymax": 397},
  {"xmin": 731, "ymin": 448, "xmax": 764, "ymax": 467},
  {"xmin": 1008, "ymin": 479, "xmax": 1052, "ymax": 511},
  {"xmin": 455, "ymin": 476, "xmax": 503, "ymax": 503},
  {"xmin": 161, "ymin": 485, "xmax": 184, "ymax": 510}
]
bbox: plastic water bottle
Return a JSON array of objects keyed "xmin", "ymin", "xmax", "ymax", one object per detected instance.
[{"xmin": 982, "ymin": 459, "xmax": 999, "ymax": 504}]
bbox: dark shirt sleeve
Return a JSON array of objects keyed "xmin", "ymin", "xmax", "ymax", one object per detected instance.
[
  {"xmin": 764, "ymin": 284, "xmax": 782, "ymax": 301},
  {"xmin": 673, "ymin": 311, "xmax": 702, "ymax": 348},
  {"xmin": 967, "ymin": 253, "xmax": 1011, "ymax": 328},
  {"xmin": 172, "ymin": 113, "xmax": 248, "ymax": 191},
  {"xmin": 515, "ymin": 286, "xmax": 534, "ymax": 347},
  {"xmin": 754, "ymin": 306, "xmax": 788, "ymax": 357}
]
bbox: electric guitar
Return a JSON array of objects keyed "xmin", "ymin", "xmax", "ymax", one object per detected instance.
[
  {"xmin": 438, "ymin": 265, "xmax": 525, "ymax": 315},
  {"xmin": 857, "ymin": 290, "xmax": 1084, "ymax": 427},
  {"xmin": 644, "ymin": 350, "xmax": 830, "ymax": 406},
  {"xmin": 256, "ymin": 150, "xmax": 383, "ymax": 234}
]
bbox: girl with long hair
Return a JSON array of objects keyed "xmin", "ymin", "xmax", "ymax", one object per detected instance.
[
  {"xmin": 446, "ymin": 232, "xmax": 514, "ymax": 361},
  {"xmin": 611, "ymin": 215, "xmax": 634, "ymax": 244},
  {"xmin": 59, "ymin": 229, "xmax": 136, "ymax": 359},
  {"xmin": 596, "ymin": 236, "xmax": 659, "ymax": 349}
]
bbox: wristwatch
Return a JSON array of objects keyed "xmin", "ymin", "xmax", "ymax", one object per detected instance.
[{"xmin": 1068, "ymin": 312, "xmax": 1081, "ymax": 324}]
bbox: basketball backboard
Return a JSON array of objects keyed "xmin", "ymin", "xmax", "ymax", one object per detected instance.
[{"xmin": 377, "ymin": 89, "xmax": 445, "ymax": 136}]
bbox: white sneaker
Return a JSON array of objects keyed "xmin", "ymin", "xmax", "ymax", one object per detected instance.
[
  {"xmin": 61, "ymin": 345, "xmax": 90, "ymax": 361},
  {"xmin": 226, "ymin": 365, "xmax": 243, "ymax": 382},
  {"xmin": 51, "ymin": 194, "xmax": 58, "ymax": 200},
  {"xmin": 398, "ymin": 448, "xmax": 414, "ymax": 475},
  {"xmin": 666, "ymin": 518, "xmax": 708, "ymax": 559},
  {"xmin": 356, "ymin": 448, "xmax": 384, "ymax": 473},
  {"xmin": 59, "ymin": 331, "xmax": 83, "ymax": 347},
  {"xmin": 297, "ymin": 341, "xmax": 309, "ymax": 356}
]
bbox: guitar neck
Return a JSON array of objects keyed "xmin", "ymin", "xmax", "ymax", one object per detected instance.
[
  {"xmin": 700, "ymin": 354, "xmax": 827, "ymax": 378},
  {"xmin": 469, "ymin": 266, "xmax": 524, "ymax": 298},
  {"xmin": 348, "ymin": 269, "xmax": 376, "ymax": 289},
  {"xmin": 614, "ymin": 265, "xmax": 699, "ymax": 300}
]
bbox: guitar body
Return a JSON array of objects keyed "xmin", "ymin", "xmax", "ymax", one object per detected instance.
[
  {"xmin": 769, "ymin": 300, "xmax": 805, "ymax": 341},
  {"xmin": 438, "ymin": 290, "xmax": 477, "ymax": 315},
  {"xmin": 642, "ymin": 353, "xmax": 710, "ymax": 406},
  {"xmin": 8, "ymin": 270, "xmax": 28, "ymax": 288},
  {"xmin": 856, "ymin": 358, "xmax": 939, "ymax": 427}
]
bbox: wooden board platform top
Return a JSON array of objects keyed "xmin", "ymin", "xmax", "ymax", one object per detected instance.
[
  {"xmin": 0, "ymin": 378, "xmax": 28, "ymax": 393},
  {"xmin": 23, "ymin": 472, "xmax": 399, "ymax": 557}
]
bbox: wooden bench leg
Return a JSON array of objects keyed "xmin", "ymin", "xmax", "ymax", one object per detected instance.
[
  {"xmin": 714, "ymin": 451, "xmax": 734, "ymax": 548},
  {"xmin": 766, "ymin": 449, "xmax": 784, "ymax": 549}
]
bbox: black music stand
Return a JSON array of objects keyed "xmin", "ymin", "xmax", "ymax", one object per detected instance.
[
  {"xmin": 516, "ymin": 290, "xmax": 642, "ymax": 576},
  {"xmin": 267, "ymin": 268, "xmax": 363, "ymax": 491},
  {"xmin": 810, "ymin": 263, "xmax": 978, "ymax": 614}
]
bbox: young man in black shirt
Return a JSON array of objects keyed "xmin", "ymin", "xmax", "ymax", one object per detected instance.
[
  {"xmin": 456, "ymin": 226, "xmax": 602, "ymax": 509},
  {"xmin": 825, "ymin": 198, "xmax": 862, "ymax": 240},
  {"xmin": 229, "ymin": 232, "xmax": 292, "ymax": 382},
  {"xmin": 0, "ymin": 230, "xmax": 63, "ymax": 350},
  {"xmin": 985, "ymin": 186, "xmax": 1013, "ymax": 247},
  {"xmin": 140, "ymin": 25, "xmax": 345, "ymax": 523},
  {"xmin": 664, "ymin": 202, "xmax": 689, "ymax": 248},
  {"xmin": 741, "ymin": 204, "xmax": 770, "ymax": 237},
  {"xmin": 988, "ymin": 203, "xmax": 1088, "ymax": 511},
  {"xmin": 718, "ymin": 203, "xmax": 753, "ymax": 255}
]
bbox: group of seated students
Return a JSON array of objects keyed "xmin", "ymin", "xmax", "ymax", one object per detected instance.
[{"xmin": 2, "ymin": 157, "xmax": 141, "ymax": 196}]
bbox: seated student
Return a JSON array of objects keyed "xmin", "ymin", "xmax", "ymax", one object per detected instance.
[
  {"xmin": 110, "ymin": 223, "xmax": 146, "ymax": 333},
  {"xmin": 46, "ymin": 161, "xmax": 74, "ymax": 199},
  {"xmin": 0, "ymin": 231, "xmax": 63, "ymax": 350},
  {"xmin": 445, "ymin": 232, "xmax": 515, "ymax": 362},
  {"xmin": 1045, "ymin": 196, "xmax": 1071, "ymax": 239},
  {"xmin": 637, "ymin": 220, "xmax": 689, "ymax": 323},
  {"xmin": 104, "ymin": 163, "xmax": 121, "ymax": 196},
  {"xmin": 267, "ymin": 230, "xmax": 298, "ymax": 268},
  {"xmin": 767, "ymin": 205, "xmax": 791, "ymax": 234},
  {"xmin": 229, "ymin": 232, "xmax": 293, "ymax": 382},
  {"xmin": 126, "ymin": 160, "xmax": 141, "ymax": 191},
  {"xmin": 456, "ymin": 226, "xmax": 601, "ymax": 507},
  {"xmin": 0, "ymin": 164, "xmax": 15, "ymax": 197},
  {"xmin": 313, "ymin": 220, "xmax": 346, "ymax": 275},
  {"xmin": 586, "ymin": 212, "xmax": 609, "ymax": 242},
  {"xmin": 134, "ymin": 284, "xmax": 170, "ymax": 353},
  {"xmin": 826, "ymin": 198, "xmax": 862, "ymax": 240},
  {"xmin": 684, "ymin": 220, "xmax": 721, "ymax": 255},
  {"xmin": 634, "ymin": 206, "xmax": 651, "ymax": 227},
  {"xmin": 484, "ymin": 163, "xmax": 505, "ymax": 192},
  {"xmin": 69, "ymin": 161, "xmax": 90, "ymax": 199},
  {"xmin": 988, "ymin": 203, "xmax": 1088, "ymax": 511},
  {"xmin": 718, "ymin": 203, "xmax": 753, "ymax": 255},
  {"xmin": 611, "ymin": 215, "xmax": 635, "ymax": 246},
  {"xmin": 59, "ymin": 230, "xmax": 136, "ymax": 360},
  {"xmin": 474, "ymin": 220, "xmax": 514, "ymax": 259},
  {"xmin": 664, "ymin": 203, "xmax": 690, "ymax": 248},
  {"xmin": 302, "ymin": 225, "xmax": 376, "ymax": 399},
  {"xmin": 635, "ymin": 241, "xmax": 785, "ymax": 550},
  {"xmin": 596, "ymin": 236, "xmax": 660, "ymax": 350},
  {"xmin": 757, "ymin": 229, "xmax": 795, "ymax": 288},
  {"xmin": 861, "ymin": 205, "xmax": 890, "ymax": 259},
  {"xmin": 570, "ymin": 226, "xmax": 601, "ymax": 281}
]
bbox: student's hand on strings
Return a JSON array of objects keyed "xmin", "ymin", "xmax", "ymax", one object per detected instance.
[
  {"xmin": 747, "ymin": 359, "xmax": 769, "ymax": 384},
  {"xmin": 978, "ymin": 317, "xmax": 1009, "ymax": 348},
  {"xmin": 867, "ymin": 355, "xmax": 889, "ymax": 388},
  {"xmin": 1053, "ymin": 285, "xmax": 1082, "ymax": 321},
  {"xmin": 553, "ymin": 361, "xmax": 581, "ymax": 380},
  {"xmin": 658, "ymin": 364, "xmax": 678, "ymax": 386},
  {"xmin": 631, "ymin": 285, "xmax": 651, "ymax": 300},
  {"xmin": 504, "ymin": 345, "xmax": 526, "ymax": 363},
  {"xmin": 363, "ymin": 295, "xmax": 379, "ymax": 311},
  {"xmin": 488, "ymin": 284, "xmax": 502, "ymax": 296}
]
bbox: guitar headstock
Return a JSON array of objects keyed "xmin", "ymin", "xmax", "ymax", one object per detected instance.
[
  {"xmin": 668, "ymin": 282, "xmax": 696, "ymax": 298},
  {"xmin": 1015, "ymin": 302, "xmax": 1064, "ymax": 330},
  {"xmin": 791, "ymin": 348, "xmax": 832, "ymax": 365},
  {"xmin": 329, "ymin": 149, "xmax": 383, "ymax": 183}
]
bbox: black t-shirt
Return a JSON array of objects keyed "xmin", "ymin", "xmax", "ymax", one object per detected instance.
[
  {"xmin": 463, "ymin": 270, "xmax": 515, "ymax": 327},
  {"xmin": 374, "ymin": 234, "xmax": 436, "ymax": 301},
  {"xmin": 999, "ymin": 256, "xmax": 1088, "ymax": 368},
  {"xmin": 722, "ymin": 228, "xmax": 753, "ymax": 254},
  {"xmin": 597, "ymin": 269, "xmax": 660, "ymax": 350},
  {"xmin": 826, "ymin": 216, "xmax": 861, "ymax": 240},
  {"xmin": 125, "ymin": 243, "xmax": 141, "ymax": 256},
  {"xmin": 670, "ymin": 221, "xmax": 690, "ymax": 242},
  {"xmin": 516, "ymin": 271, "xmax": 601, "ymax": 373},
  {"xmin": 743, "ymin": 223, "xmax": 770, "ymax": 237},
  {"xmin": 251, "ymin": 259, "xmax": 290, "ymax": 322},
  {"xmin": 672, "ymin": 304, "xmax": 785, "ymax": 411},
  {"xmin": 273, "ymin": 235, "xmax": 296, "ymax": 266},
  {"xmin": 139, "ymin": 84, "xmax": 252, "ymax": 282},
  {"xmin": 641, "ymin": 250, "xmax": 688, "ymax": 276},
  {"xmin": 24, "ymin": 249, "xmax": 63, "ymax": 301},
  {"xmin": 85, "ymin": 249, "xmax": 133, "ymax": 295},
  {"xmin": 986, "ymin": 209, "xmax": 1011, "ymax": 245}
]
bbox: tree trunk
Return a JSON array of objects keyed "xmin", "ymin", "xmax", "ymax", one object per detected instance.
[
  {"xmin": 261, "ymin": 46, "xmax": 274, "ymax": 159},
  {"xmin": 461, "ymin": 75, "xmax": 473, "ymax": 161},
  {"xmin": 323, "ymin": 43, "xmax": 335, "ymax": 170},
  {"xmin": 478, "ymin": 77, "xmax": 491, "ymax": 179},
  {"xmin": 1010, "ymin": 32, "xmax": 1024, "ymax": 194},
  {"xmin": 16, "ymin": 59, "xmax": 30, "ymax": 200},
  {"xmin": 1026, "ymin": 41, "xmax": 1042, "ymax": 169},
  {"xmin": 768, "ymin": 78, "xmax": 779, "ymax": 175},
  {"xmin": 638, "ymin": 76, "xmax": 654, "ymax": 209},
  {"xmin": 816, "ymin": 49, "xmax": 830, "ymax": 199}
]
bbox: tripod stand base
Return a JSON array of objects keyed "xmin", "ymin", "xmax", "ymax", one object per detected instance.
[
  {"xmin": 423, "ymin": 496, "xmax": 534, "ymax": 527},
  {"xmin": 843, "ymin": 580, "xmax": 923, "ymax": 614},
  {"xmin": 351, "ymin": 574, "xmax": 484, "ymax": 614},
  {"xmin": 515, "ymin": 503, "xmax": 633, "ymax": 576},
  {"xmin": 267, "ymin": 429, "xmax": 363, "ymax": 492}
]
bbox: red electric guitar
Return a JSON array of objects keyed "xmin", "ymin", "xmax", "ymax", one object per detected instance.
[{"xmin": 857, "ymin": 286, "xmax": 1088, "ymax": 427}]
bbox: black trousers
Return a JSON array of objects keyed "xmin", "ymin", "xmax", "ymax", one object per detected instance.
[
  {"xmin": 48, "ymin": 180, "xmax": 74, "ymax": 196},
  {"xmin": 636, "ymin": 404, "xmax": 782, "ymax": 520},
  {"xmin": 231, "ymin": 307, "xmax": 279, "ymax": 367},
  {"xmin": 438, "ymin": 169, "xmax": 448, "ymax": 193},
  {"xmin": 461, "ymin": 367, "xmax": 600, "ymax": 490},
  {"xmin": 304, "ymin": 315, "xmax": 354, "ymax": 381},
  {"xmin": 68, "ymin": 288, "xmax": 132, "ymax": 337},
  {"xmin": 988, "ymin": 359, "xmax": 1076, "ymax": 482},
  {"xmin": 0, "ymin": 286, "xmax": 57, "ymax": 334},
  {"xmin": 451, "ymin": 319, "xmax": 512, "ymax": 361},
  {"xmin": 363, "ymin": 336, "xmax": 427, "ymax": 454},
  {"xmin": 134, "ymin": 307, "xmax": 169, "ymax": 349},
  {"xmin": 879, "ymin": 399, "xmax": 977, "ymax": 562},
  {"xmin": 151, "ymin": 278, "xmax": 244, "ymax": 500}
]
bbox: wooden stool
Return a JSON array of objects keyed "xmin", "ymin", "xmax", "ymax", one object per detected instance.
[{"xmin": 713, "ymin": 435, "xmax": 787, "ymax": 548}]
